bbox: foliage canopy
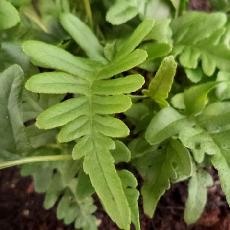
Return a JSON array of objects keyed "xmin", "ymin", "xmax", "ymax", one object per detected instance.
[{"xmin": 1, "ymin": 0, "xmax": 230, "ymax": 229}]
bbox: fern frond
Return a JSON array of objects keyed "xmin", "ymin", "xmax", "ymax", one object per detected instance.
[
  {"xmin": 21, "ymin": 147, "xmax": 97, "ymax": 230},
  {"xmin": 23, "ymin": 13, "xmax": 152, "ymax": 229},
  {"xmin": 144, "ymin": 102, "xmax": 230, "ymax": 214},
  {"xmin": 132, "ymin": 138, "xmax": 192, "ymax": 217},
  {"xmin": 172, "ymin": 12, "xmax": 230, "ymax": 76}
]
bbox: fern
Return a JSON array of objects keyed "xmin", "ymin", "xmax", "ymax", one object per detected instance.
[
  {"xmin": 144, "ymin": 100, "xmax": 230, "ymax": 219},
  {"xmin": 21, "ymin": 147, "xmax": 97, "ymax": 230},
  {"xmin": 128, "ymin": 74, "xmax": 230, "ymax": 221},
  {"xmin": 119, "ymin": 170, "xmax": 140, "ymax": 230},
  {"xmin": 22, "ymin": 13, "xmax": 153, "ymax": 229},
  {"xmin": 143, "ymin": 56, "xmax": 177, "ymax": 107},
  {"xmin": 172, "ymin": 12, "xmax": 230, "ymax": 76},
  {"xmin": 0, "ymin": 0, "xmax": 20, "ymax": 30},
  {"xmin": 132, "ymin": 138, "xmax": 192, "ymax": 217},
  {"xmin": 0, "ymin": 64, "xmax": 30, "ymax": 159}
]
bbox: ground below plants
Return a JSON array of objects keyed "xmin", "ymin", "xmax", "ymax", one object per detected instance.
[{"xmin": 0, "ymin": 167, "xmax": 230, "ymax": 230}]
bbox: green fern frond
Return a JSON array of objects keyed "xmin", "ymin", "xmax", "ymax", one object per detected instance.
[
  {"xmin": 23, "ymin": 13, "xmax": 152, "ymax": 229},
  {"xmin": 144, "ymin": 102, "xmax": 230, "ymax": 216},
  {"xmin": 172, "ymin": 12, "xmax": 230, "ymax": 76},
  {"xmin": 21, "ymin": 147, "xmax": 97, "ymax": 230}
]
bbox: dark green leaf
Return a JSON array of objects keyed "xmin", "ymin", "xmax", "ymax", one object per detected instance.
[{"xmin": 0, "ymin": 65, "xmax": 29, "ymax": 157}]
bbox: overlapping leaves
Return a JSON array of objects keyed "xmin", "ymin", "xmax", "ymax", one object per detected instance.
[
  {"xmin": 143, "ymin": 56, "xmax": 177, "ymax": 106},
  {"xmin": 21, "ymin": 147, "xmax": 97, "ymax": 230},
  {"xmin": 132, "ymin": 139, "xmax": 192, "ymax": 217},
  {"xmin": 2, "ymin": 2, "xmax": 230, "ymax": 229},
  {"xmin": 23, "ymin": 13, "xmax": 152, "ymax": 229},
  {"xmin": 106, "ymin": 0, "xmax": 186, "ymax": 25},
  {"xmin": 172, "ymin": 12, "xmax": 230, "ymax": 77},
  {"xmin": 144, "ymin": 99, "xmax": 230, "ymax": 220}
]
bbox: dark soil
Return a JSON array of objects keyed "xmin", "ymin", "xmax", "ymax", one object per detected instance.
[
  {"xmin": 0, "ymin": 167, "xmax": 230, "ymax": 230},
  {"xmin": 189, "ymin": 0, "xmax": 211, "ymax": 11},
  {"xmin": 0, "ymin": 168, "xmax": 72, "ymax": 230}
]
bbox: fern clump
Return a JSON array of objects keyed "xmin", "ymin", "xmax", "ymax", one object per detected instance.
[{"xmin": 2, "ymin": 1, "xmax": 230, "ymax": 229}]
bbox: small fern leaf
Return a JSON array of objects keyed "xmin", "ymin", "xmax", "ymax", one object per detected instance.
[
  {"xmin": 36, "ymin": 97, "xmax": 88, "ymax": 129},
  {"xmin": 0, "ymin": 0, "xmax": 20, "ymax": 30},
  {"xmin": 25, "ymin": 72, "xmax": 88, "ymax": 94},
  {"xmin": 60, "ymin": 13, "xmax": 104, "ymax": 61},
  {"xmin": 92, "ymin": 74, "xmax": 144, "ymax": 95},
  {"xmin": 133, "ymin": 140, "xmax": 192, "ymax": 217},
  {"xmin": 112, "ymin": 141, "xmax": 131, "ymax": 164},
  {"xmin": 57, "ymin": 116, "xmax": 89, "ymax": 142},
  {"xmin": 23, "ymin": 41, "xmax": 99, "ymax": 77},
  {"xmin": 83, "ymin": 136, "xmax": 131, "ymax": 229},
  {"xmin": 145, "ymin": 106, "xmax": 187, "ymax": 145},
  {"xmin": 172, "ymin": 12, "xmax": 230, "ymax": 76},
  {"xmin": 98, "ymin": 49, "xmax": 147, "ymax": 79},
  {"xmin": 92, "ymin": 95, "xmax": 132, "ymax": 114},
  {"xmin": 115, "ymin": 19, "xmax": 155, "ymax": 58},
  {"xmin": 0, "ymin": 65, "xmax": 30, "ymax": 155},
  {"xmin": 143, "ymin": 56, "xmax": 177, "ymax": 107},
  {"xmin": 94, "ymin": 115, "xmax": 130, "ymax": 137},
  {"xmin": 119, "ymin": 170, "xmax": 140, "ymax": 230}
]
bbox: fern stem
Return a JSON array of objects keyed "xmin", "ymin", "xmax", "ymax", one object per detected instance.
[
  {"xmin": 83, "ymin": 0, "xmax": 93, "ymax": 28},
  {"xmin": 0, "ymin": 154, "xmax": 72, "ymax": 170},
  {"xmin": 129, "ymin": 95, "xmax": 148, "ymax": 99}
]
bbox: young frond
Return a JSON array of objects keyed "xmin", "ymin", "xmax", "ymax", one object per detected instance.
[{"xmin": 23, "ymin": 13, "xmax": 152, "ymax": 229}]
